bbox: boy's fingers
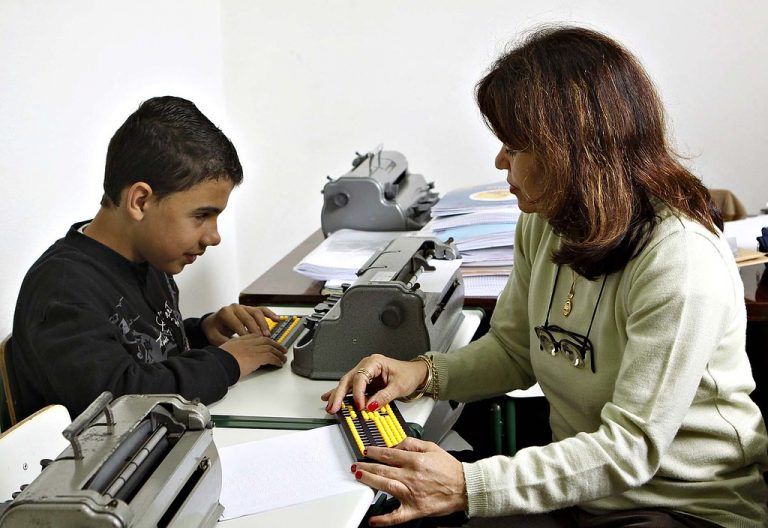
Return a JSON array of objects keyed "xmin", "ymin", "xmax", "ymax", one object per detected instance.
[
  {"xmin": 257, "ymin": 306, "xmax": 280, "ymax": 320},
  {"xmin": 236, "ymin": 305, "xmax": 269, "ymax": 336},
  {"xmin": 270, "ymin": 345, "xmax": 288, "ymax": 361},
  {"xmin": 265, "ymin": 353, "xmax": 284, "ymax": 367},
  {"xmin": 208, "ymin": 328, "xmax": 230, "ymax": 345},
  {"xmin": 217, "ymin": 307, "xmax": 250, "ymax": 335}
]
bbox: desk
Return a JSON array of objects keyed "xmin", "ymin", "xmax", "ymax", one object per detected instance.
[
  {"xmin": 209, "ymin": 308, "xmax": 482, "ymax": 527},
  {"xmin": 239, "ymin": 229, "xmax": 497, "ymax": 311},
  {"xmin": 740, "ymin": 264, "xmax": 768, "ymax": 321},
  {"xmin": 740, "ymin": 264, "xmax": 768, "ymax": 421},
  {"xmin": 208, "ymin": 308, "xmax": 481, "ymax": 431},
  {"xmin": 240, "ymin": 229, "xmax": 768, "ymax": 322}
]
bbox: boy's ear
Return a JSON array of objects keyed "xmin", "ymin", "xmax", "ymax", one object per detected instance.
[{"xmin": 124, "ymin": 182, "xmax": 154, "ymax": 221}]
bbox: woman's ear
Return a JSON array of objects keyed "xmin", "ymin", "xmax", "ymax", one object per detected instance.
[{"xmin": 124, "ymin": 182, "xmax": 154, "ymax": 221}]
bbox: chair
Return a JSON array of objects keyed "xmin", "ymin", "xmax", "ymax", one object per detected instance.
[
  {"xmin": 0, "ymin": 404, "xmax": 70, "ymax": 501},
  {"xmin": 1, "ymin": 335, "xmax": 18, "ymax": 431},
  {"xmin": 710, "ymin": 188, "xmax": 747, "ymax": 222},
  {"xmin": 494, "ymin": 384, "xmax": 546, "ymax": 455}
]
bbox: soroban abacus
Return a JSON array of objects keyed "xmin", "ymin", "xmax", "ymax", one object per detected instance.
[
  {"xmin": 335, "ymin": 395, "xmax": 412, "ymax": 461},
  {"xmin": 265, "ymin": 315, "xmax": 304, "ymax": 348}
]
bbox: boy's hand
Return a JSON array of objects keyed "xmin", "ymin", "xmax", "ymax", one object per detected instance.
[
  {"xmin": 202, "ymin": 304, "xmax": 279, "ymax": 345},
  {"xmin": 219, "ymin": 334, "xmax": 288, "ymax": 379}
]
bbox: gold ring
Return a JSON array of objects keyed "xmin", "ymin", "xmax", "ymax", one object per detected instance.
[{"xmin": 356, "ymin": 367, "xmax": 374, "ymax": 384}]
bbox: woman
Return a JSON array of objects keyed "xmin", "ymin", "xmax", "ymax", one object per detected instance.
[{"xmin": 322, "ymin": 26, "xmax": 768, "ymax": 527}]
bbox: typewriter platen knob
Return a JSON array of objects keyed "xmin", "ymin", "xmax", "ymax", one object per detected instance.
[
  {"xmin": 333, "ymin": 192, "xmax": 350, "ymax": 207},
  {"xmin": 383, "ymin": 182, "xmax": 396, "ymax": 201},
  {"xmin": 380, "ymin": 304, "xmax": 403, "ymax": 328}
]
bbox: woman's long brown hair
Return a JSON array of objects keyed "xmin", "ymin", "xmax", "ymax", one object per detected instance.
[{"xmin": 476, "ymin": 26, "xmax": 721, "ymax": 279}]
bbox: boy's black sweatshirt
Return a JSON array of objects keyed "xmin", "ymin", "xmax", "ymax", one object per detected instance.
[{"xmin": 9, "ymin": 221, "xmax": 240, "ymax": 419}]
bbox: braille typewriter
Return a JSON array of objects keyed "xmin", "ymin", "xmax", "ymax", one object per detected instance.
[
  {"xmin": 321, "ymin": 146, "xmax": 440, "ymax": 235},
  {"xmin": 0, "ymin": 392, "xmax": 222, "ymax": 528},
  {"xmin": 291, "ymin": 235, "xmax": 464, "ymax": 379}
]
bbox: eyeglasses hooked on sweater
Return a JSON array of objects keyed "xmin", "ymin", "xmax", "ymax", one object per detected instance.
[
  {"xmin": 535, "ymin": 265, "xmax": 607, "ymax": 373},
  {"xmin": 535, "ymin": 324, "xmax": 597, "ymax": 371}
]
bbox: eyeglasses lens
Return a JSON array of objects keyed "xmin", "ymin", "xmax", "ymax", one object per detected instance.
[
  {"xmin": 561, "ymin": 340, "xmax": 585, "ymax": 368},
  {"xmin": 536, "ymin": 328, "xmax": 557, "ymax": 356}
]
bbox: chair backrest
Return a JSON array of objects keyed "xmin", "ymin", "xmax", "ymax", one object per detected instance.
[
  {"xmin": 0, "ymin": 335, "xmax": 18, "ymax": 430},
  {"xmin": 0, "ymin": 404, "xmax": 71, "ymax": 501},
  {"xmin": 710, "ymin": 188, "xmax": 747, "ymax": 222}
]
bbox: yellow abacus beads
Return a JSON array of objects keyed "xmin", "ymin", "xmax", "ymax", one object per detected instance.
[
  {"xmin": 383, "ymin": 410, "xmax": 403, "ymax": 444},
  {"xmin": 385, "ymin": 404, "xmax": 408, "ymax": 443},
  {"xmin": 283, "ymin": 316, "xmax": 300, "ymax": 334},
  {"xmin": 386, "ymin": 411, "xmax": 404, "ymax": 444},
  {"xmin": 371, "ymin": 411, "xmax": 394, "ymax": 447},
  {"xmin": 380, "ymin": 410, "xmax": 399, "ymax": 445},
  {"xmin": 345, "ymin": 417, "xmax": 365, "ymax": 456},
  {"xmin": 335, "ymin": 395, "xmax": 412, "ymax": 461}
]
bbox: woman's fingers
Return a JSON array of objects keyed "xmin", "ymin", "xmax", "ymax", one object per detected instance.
[
  {"xmin": 321, "ymin": 354, "xmax": 422, "ymax": 413},
  {"xmin": 354, "ymin": 441, "xmax": 467, "ymax": 524},
  {"xmin": 351, "ymin": 462, "xmax": 425, "ymax": 527}
]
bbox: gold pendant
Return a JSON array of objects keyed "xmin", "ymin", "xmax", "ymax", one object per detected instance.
[
  {"xmin": 562, "ymin": 290, "xmax": 574, "ymax": 317},
  {"xmin": 563, "ymin": 295, "xmax": 573, "ymax": 317}
]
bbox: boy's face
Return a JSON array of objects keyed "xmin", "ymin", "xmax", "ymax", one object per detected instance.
[{"xmin": 134, "ymin": 178, "xmax": 235, "ymax": 274}]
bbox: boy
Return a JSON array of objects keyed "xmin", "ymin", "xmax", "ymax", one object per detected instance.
[{"xmin": 8, "ymin": 96, "xmax": 287, "ymax": 420}]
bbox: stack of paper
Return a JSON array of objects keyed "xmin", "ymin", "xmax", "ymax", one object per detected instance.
[
  {"xmin": 292, "ymin": 182, "xmax": 520, "ymax": 298},
  {"xmin": 432, "ymin": 181, "xmax": 519, "ymax": 217},
  {"xmin": 293, "ymin": 229, "xmax": 402, "ymax": 281},
  {"xmin": 430, "ymin": 181, "xmax": 520, "ymax": 297},
  {"xmin": 723, "ymin": 214, "xmax": 768, "ymax": 267}
]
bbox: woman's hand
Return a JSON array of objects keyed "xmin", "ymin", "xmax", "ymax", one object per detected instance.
[
  {"xmin": 201, "ymin": 304, "xmax": 279, "ymax": 345},
  {"xmin": 353, "ymin": 437, "xmax": 467, "ymax": 526},
  {"xmin": 321, "ymin": 354, "xmax": 430, "ymax": 414}
]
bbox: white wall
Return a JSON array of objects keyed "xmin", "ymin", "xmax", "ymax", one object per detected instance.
[
  {"xmin": 0, "ymin": 0, "xmax": 240, "ymax": 338},
  {"xmin": 222, "ymin": 0, "xmax": 768, "ymax": 292},
  {"xmin": 2, "ymin": 1, "xmax": 767, "ymax": 338}
]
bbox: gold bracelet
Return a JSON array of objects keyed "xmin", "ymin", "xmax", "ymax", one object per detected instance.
[
  {"xmin": 400, "ymin": 355, "xmax": 432, "ymax": 402},
  {"xmin": 430, "ymin": 354, "xmax": 439, "ymax": 401}
]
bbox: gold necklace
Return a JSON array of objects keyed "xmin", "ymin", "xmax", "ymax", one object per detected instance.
[{"xmin": 562, "ymin": 269, "xmax": 576, "ymax": 317}]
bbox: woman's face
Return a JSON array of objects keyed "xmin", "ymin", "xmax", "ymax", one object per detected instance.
[{"xmin": 494, "ymin": 145, "xmax": 544, "ymax": 214}]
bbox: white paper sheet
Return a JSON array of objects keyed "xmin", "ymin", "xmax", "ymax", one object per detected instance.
[
  {"xmin": 463, "ymin": 274, "xmax": 509, "ymax": 297},
  {"xmin": 293, "ymin": 229, "xmax": 402, "ymax": 281},
  {"xmin": 218, "ymin": 425, "xmax": 367, "ymax": 520},
  {"xmin": 724, "ymin": 214, "xmax": 768, "ymax": 251}
]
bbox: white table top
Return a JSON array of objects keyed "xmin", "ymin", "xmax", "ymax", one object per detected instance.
[
  {"xmin": 210, "ymin": 308, "xmax": 483, "ymax": 527},
  {"xmin": 207, "ymin": 308, "xmax": 483, "ymax": 427},
  {"xmin": 214, "ymin": 428, "xmax": 372, "ymax": 528}
]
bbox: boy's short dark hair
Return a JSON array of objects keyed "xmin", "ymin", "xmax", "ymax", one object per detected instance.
[{"xmin": 102, "ymin": 96, "xmax": 243, "ymax": 206}]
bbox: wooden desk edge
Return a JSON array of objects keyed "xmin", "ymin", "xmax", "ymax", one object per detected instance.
[{"xmin": 239, "ymin": 229, "xmax": 768, "ymax": 320}]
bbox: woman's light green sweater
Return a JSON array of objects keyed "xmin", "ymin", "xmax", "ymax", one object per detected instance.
[{"xmin": 431, "ymin": 209, "xmax": 768, "ymax": 526}]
